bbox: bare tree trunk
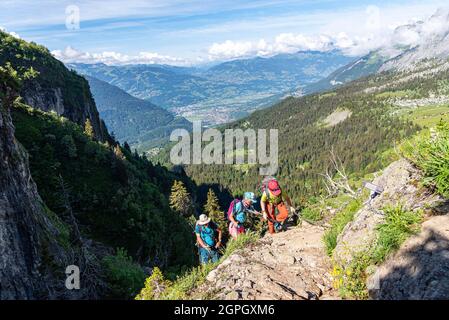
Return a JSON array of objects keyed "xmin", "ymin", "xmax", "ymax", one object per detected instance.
[{"xmin": 320, "ymin": 149, "xmax": 358, "ymax": 198}]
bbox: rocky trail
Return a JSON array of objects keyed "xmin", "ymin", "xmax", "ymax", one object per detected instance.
[
  {"xmin": 189, "ymin": 158, "xmax": 449, "ymax": 300},
  {"xmin": 193, "ymin": 222, "xmax": 338, "ymax": 300}
]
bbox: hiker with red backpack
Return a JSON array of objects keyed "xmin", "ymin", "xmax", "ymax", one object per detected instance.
[
  {"xmin": 260, "ymin": 177, "xmax": 295, "ymax": 234},
  {"xmin": 195, "ymin": 214, "xmax": 223, "ymax": 264},
  {"xmin": 226, "ymin": 192, "xmax": 257, "ymax": 239}
]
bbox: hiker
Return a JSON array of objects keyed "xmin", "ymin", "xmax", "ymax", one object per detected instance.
[
  {"xmin": 195, "ymin": 214, "xmax": 222, "ymax": 264},
  {"xmin": 227, "ymin": 192, "xmax": 257, "ymax": 239},
  {"xmin": 260, "ymin": 177, "xmax": 295, "ymax": 234}
]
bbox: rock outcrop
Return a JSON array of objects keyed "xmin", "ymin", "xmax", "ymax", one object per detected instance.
[
  {"xmin": 0, "ymin": 76, "xmax": 82, "ymax": 299},
  {"xmin": 21, "ymin": 75, "xmax": 110, "ymax": 143},
  {"xmin": 0, "ymin": 30, "xmax": 110, "ymax": 143},
  {"xmin": 368, "ymin": 214, "xmax": 449, "ymax": 299},
  {"xmin": 333, "ymin": 159, "xmax": 443, "ymax": 264},
  {"xmin": 192, "ymin": 222, "xmax": 338, "ymax": 300}
]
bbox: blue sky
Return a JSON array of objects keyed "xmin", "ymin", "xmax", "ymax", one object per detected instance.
[{"xmin": 1, "ymin": 0, "xmax": 447, "ymax": 65}]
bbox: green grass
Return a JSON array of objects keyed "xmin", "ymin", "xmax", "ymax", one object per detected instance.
[
  {"xmin": 136, "ymin": 232, "xmax": 259, "ymax": 300},
  {"xmin": 370, "ymin": 205, "xmax": 423, "ymax": 263},
  {"xmin": 404, "ymin": 104, "xmax": 449, "ymax": 127},
  {"xmin": 42, "ymin": 204, "xmax": 71, "ymax": 250},
  {"xmin": 323, "ymin": 198, "xmax": 362, "ymax": 256},
  {"xmin": 403, "ymin": 120, "xmax": 449, "ymax": 197},
  {"xmin": 301, "ymin": 206, "xmax": 323, "ymax": 223},
  {"xmin": 332, "ymin": 205, "xmax": 423, "ymax": 299},
  {"xmin": 319, "ymin": 92, "xmax": 337, "ymax": 100}
]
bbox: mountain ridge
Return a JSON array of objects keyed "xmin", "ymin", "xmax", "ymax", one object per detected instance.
[
  {"xmin": 0, "ymin": 31, "xmax": 110, "ymax": 143},
  {"xmin": 85, "ymin": 75, "xmax": 191, "ymax": 150},
  {"xmin": 69, "ymin": 50, "xmax": 355, "ymax": 126}
]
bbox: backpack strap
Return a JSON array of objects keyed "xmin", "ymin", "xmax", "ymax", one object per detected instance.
[
  {"xmin": 231, "ymin": 199, "xmax": 240, "ymax": 217},
  {"xmin": 196, "ymin": 223, "xmax": 217, "ymax": 246},
  {"xmin": 233, "ymin": 199, "xmax": 239, "ymax": 213}
]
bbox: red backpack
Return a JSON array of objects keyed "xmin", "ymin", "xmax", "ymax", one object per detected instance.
[{"xmin": 260, "ymin": 176, "xmax": 280, "ymax": 198}]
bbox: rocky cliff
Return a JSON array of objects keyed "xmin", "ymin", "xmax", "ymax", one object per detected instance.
[
  {"xmin": 333, "ymin": 159, "xmax": 443, "ymax": 264},
  {"xmin": 368, "ymin": 214, "xmax": 449, "ymax": 299},
  {"xmin": 20, "ymin": 76, "xmax": 110, "ymax": 143},
  {"xmin": 332, "ymin": 159, "xmax": 449, "ymax": 299},
  {"xmin": 0, "ymin": 66, "xmax": 107, "ymax": 300},
  {"xmin": 0, "ymin": 31, "xmax": 110, "ymax": 143},
  {"xmin": 1, "ymin": 73, "xmax": 66, "ymax": 298}
]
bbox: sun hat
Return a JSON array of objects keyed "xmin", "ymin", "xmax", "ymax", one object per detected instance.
[
  {"xmin": 197, "ymin": 214, "xmax": 211, "ymax": 225},
  {"xmin": 268, "ymin": 180, "xmax": 281, "ymax": 196},
  {"xmin": 243, "ymin": 191, "xmax": 257, "ymax": 204}
]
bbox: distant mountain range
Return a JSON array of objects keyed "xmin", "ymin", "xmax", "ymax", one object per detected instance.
[
  {"xmin": 71, "ymin": 8, "xmax": 449, "ymax": 148},
  {"xmin": 69, "ymin": 50, "xmax": 355, "ymax": 125},
  {"xmin": 303, "ymin": 8, "xmax": 449, "ymax": 94},
  {"xmin": 85, "ymin": 75, "xmax": 191, "ymax": 151},
  {"xmin": 302, "ymin": 51, "xmax": 387, "ymax": 95}
]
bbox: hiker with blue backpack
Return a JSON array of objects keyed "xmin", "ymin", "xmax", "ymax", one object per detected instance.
[
  {"xmin": 226, "ymin": 192, "xmax": 257, "ymax": 239},
  {"xmin": 195, "ymin": 214, "xmax": 223, "ymax": 264}
]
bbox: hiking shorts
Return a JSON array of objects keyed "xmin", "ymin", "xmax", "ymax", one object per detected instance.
[{"xmin": 229, "ymin": 222, "xmax": 245, "ymax": 239}]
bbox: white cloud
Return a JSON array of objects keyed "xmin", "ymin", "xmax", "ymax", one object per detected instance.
[
  {"xmin": 0, "ymin": 26, "xmax": 21, "ymax": 39},
  {"xmin": 46, "ymin": 5, "xmax": 449, "ymax": 65},
  {"xmin": 207, "ymin": 7, "xmax": 449, "ymax": 60},
  {"xmin": 51, "ymin": 46, "xmax": 188, "ymax": 65},
  {"xmin": 207, "ymin": 33, "xmax": 358, "ymax": 60}
]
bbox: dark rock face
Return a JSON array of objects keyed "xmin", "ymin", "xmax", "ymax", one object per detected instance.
[
  {"xmin": 21, "ymin": 79, "xmax": 110, "ymax": 143},
  {"xmin": 1, "ymin": 86, "xmax": 44, "ymax": 298},
  {"xmin": 0, "ymin": 82, "xmax": 80, "ymax": 299}
]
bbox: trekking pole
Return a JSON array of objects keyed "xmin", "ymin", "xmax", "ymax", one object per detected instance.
[{"xmin": 246, "ymin": 209, "xmax": 278, "ymax": 224}]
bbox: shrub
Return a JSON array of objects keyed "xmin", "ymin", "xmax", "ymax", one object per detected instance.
[
  {"xmin": 135, "ymin": 267, "xmax": 172, "ymax": 300},
  {"xmin": 102, "ymin": 248, "xmax": 145, "ymax": 299},
  {"xmin": 371, "ymin": 205, "xmax": 423, "ymax": 264},
  {"xmin": 403, "ymin": 120, "xmax": 449, "ymax": 197},
  {"xmin": 301, "ymin": 206, "xmax": 323, "ymax": 222}
]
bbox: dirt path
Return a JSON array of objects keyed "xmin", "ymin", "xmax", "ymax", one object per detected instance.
[{"xmin": 192, "ymin": 222, "xmax": 338, "ymax": 300}]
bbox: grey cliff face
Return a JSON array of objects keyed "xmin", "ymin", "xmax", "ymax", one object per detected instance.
[
  {"xmin": 21, "ymin": 78, "xmax": 110, "ymax": 143},
  {"xmin": 0, "ymin": 84, "xmax": 82, "ymax": 299}
]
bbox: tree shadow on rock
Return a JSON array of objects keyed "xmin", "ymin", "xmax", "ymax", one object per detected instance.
[{"xmin": 370, "ymin": 218, "xmax": 449, "ymax": 300}]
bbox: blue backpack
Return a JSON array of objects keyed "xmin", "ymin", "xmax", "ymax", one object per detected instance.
[
  {"xmin": 196, "ymin": 224, "xmax": 217, "ymax": 247},
  {"xmin": 225, "ymin": 199, "xmax": 246, "ymax": 224}
]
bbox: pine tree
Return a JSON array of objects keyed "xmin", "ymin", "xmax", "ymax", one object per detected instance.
[
  {"xmin": 204, "ymin": 189, "xmax": 226, "ymax": 232},
  {"xmin": 169, "ymin": 180, "xmax": 193, "ymax": 217},
  {"xmin": 84, "ymin": 118, "xmax": 94, "ymax": 139}
]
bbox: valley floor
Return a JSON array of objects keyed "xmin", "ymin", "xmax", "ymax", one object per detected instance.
[{"xmin": 192, "ymin": 222, "xmax": 339, "ymax": 300}]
